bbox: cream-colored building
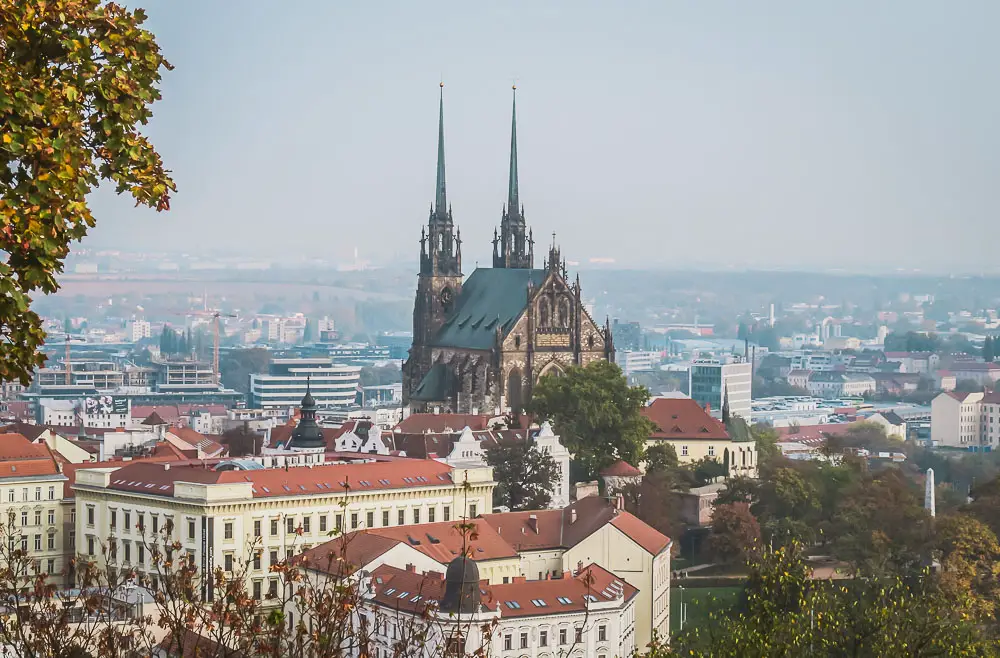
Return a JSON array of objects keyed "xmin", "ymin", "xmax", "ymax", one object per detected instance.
[
  {"xmin": 480, "ymin": 496, "xmax": 671, "ymax": 648},
  {"xmin": 978, "ymin": 392, "xmax": 1000, "ymax": 450},
  {"xmin": 0, "ymin": 433, "xmax": 71, "ymax": 583},
  {"xmin": 931, "ymin": 391, "xmax": 985, "ymax": 449},
  {"xmin": 641, "ymin": 397, "xmax": 757, "ymax": 477},
  {"xmin": 73, "ymin": 457, "xmax": 495, "ymax": 601}
]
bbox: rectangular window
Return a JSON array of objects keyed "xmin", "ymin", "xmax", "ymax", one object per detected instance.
[
  {"xmin": 287, "ymin": 517, "xmax": 295, "ymax": 534},
  {"xmin": 413, "ymin": 509, "xmax": 420, "ymax": 524},
  {"xmin": 47, "ymin": 486, "xmax": 54, "ymax": 501},
  {"xmin": 468, "ymin": 504, "xmax": 477, "ymax": 518},
  {"xmin": 69, "ymin": 531, "xmax": 75, "ymax": 550},
  {"xmin": 428, "ymin": 507, "xmax": 436, "ymax": 523},
  {"xmin": 225, "ymin": 522, "xmax": 234, "ymax": 540},
  {"xmin": 21, "ymin": 511, "xmax": 27, "ymax": 527},
  {"xmin": 382, "ymin": 510, "xmax": 390, "ymax": 527},
  {"xmin": 124, "ymin": 542, "xmax": 131, "ymax": 563},
  {"xmin": 559, "ymin": 629, "xmax": 567, "ymax": 645},
  {"xmin": 109, "ymin": 510, "xmax": 117, "ymax": 530},
  {"xmin": 520, "ymin": 633, "xmax": 528, "ymax": 649},
  {"xmin": 270, "ymin": 550, "xmax": 278, "ymax": 567},
  {"xmin": 708, "ymin": 445, "xmax": 715, "ymax": 457},
  {"xmin": 366, "ymin": 512, "xmax": 374, "ymax": 528},
  {"xmin": 253, "ymin": 520, "xmax": 261, "ymax": 538},
  {"xmin": 335, "ymin": 514, "xmax": 343, "ymax": 530},
  {"xmin": 253, "ymin": 581, "xmax": 262, "ymax": 601},
  {"xmin": 123, "ymin": 512, "xmax": 131, "ymax": 533},
  {"xmin": 599, "ymin": 625, "xmax": 607, "ymax": 641},
  {"xmin": 137, "ymin": 513, "xmax": 144, "ymax": 532},
  {"xmin": 224, "ymin": 554, "xmax": 234, "ymax": 572},
  {"xmin": 681, "ymin": 445, "xmax": 689, "ymax": 456},
  {"xmin": 351, "ymin": 513, "xmax": 359, "ymax": 530},
  {"xmin": 46, "ymin": 559, "xmax": 54, "ymax": 574},
  {"xmin": 319, "ymin": 516, "xmax": 327, "ymax": 533},
  {"xmin": 268, "ymin": 579, "xmax": 278, "ymax": 598},
  {"xmin": 34, "ymin": 511, "xmax": 41, "ymax": 526},
  {"xmin": 270, "ymin": 519, "xmax": 279, "ymax": 536},
  {"xmin": 152, "ymin": 515, "xmax": 159, "ymax": 533},
  {"xmin": 443, "ymin": 506, "xmax": 450, "ymax": 522},
  {"xmin": 47, "ymin": 534, "xmax": 54, "ymax": 550},
  {"xmin": 504, "ymin": 635, "xmax": 512, "ymax": 651},
  {"xmin": 34, "ymin": 535, "xmax": 41, "ymax": 551},
  {"xmin": 188, "ymin": 520, "xmax": 195, "ymax": 540},
  {"xmin": 7, "ymin": 490, "xmax": 12, "ymax": 502},
  {"xmin": 303, "ymin": 516, "xmax": 311, "ymax": 533},
  {"xmin": 138, "ymin": 544, "xmax": 145, "ymax": 564},
  {"xmin": 397, "ymin": 510, "xmax": 405, "ymax": 526},
  {"xmin": 34, "ymin": 487, "xmax": 41, "ymax": 501},
  {"xmin": 540, "ymin": 631, "xmax": 548, "ymax": 647},
  {"xmin": 575, "ymin": 628, "xmax": 582, "ymax": 643},
  {"xmin": 253, "ymin": 552, "xmax": 261, "ymax": 570},
  {"xmin": 20, "ymin": 537, "xmax": 27, "ymax": 553},
  {"xmin": 21, "ymin": 488, "xmax": 27, "ymax": 502}
]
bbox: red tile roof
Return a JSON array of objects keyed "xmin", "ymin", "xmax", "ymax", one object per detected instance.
[
  {"xmin": 0, "ymin": 433, "xmax": 53, "ymax": 460},
  {"xmin": 480, "ymin": 496, "xmax": 670, "ymax": 555},
  {"xmin": 641, "ymin": 398, "xmax": 729, "ymax": 441},
  {"xmin": 95, "ymin": 458, "xmax": 456, "ymax": 499},
  {"xmin": 777, "ymin": 423, "xmax": 851, "ymax": 442},
  {"xmin": 600, "ymin": 460, "xmax": 642, "ymax": 477},
  {"xmin": 395, "ymin": 413, "xmax": 498, "ymax": 433},
  {"xmin": 296, "ymin": 532, "xmax": 403, "ymax": 577}
]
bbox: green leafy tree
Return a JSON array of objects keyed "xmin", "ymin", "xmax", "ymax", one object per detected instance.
[
  {"xmin": 645, "ymin": 442, "xmax": 679, "ymax": 474},
  {"xmin": 484, "ymin": 439, "xmax": 559, "ymax": 511},
  {"xmin": 219, "ymin": 348, "xmax": 271, "ymax": 393},
  {"xmin": 934, "ymin": 513, "xmax": 1000, "ymax": 622},
  {"xmin": 754, "ymin": 466, "xmax": 821, "ymax": 545},
  {"xmin": 750, "ymin": 423, "xmax": 781, "ymax": 466},
  {"xmin": 0, "ymin": 0, "xmax": 174, "ymax": 384},
  {"xmin": 528, "ymin": 360, "xmax": 653, "ymax": 479},
  {"xmin": 984, "ymin": 336, "xmax": 995, "ymax": 363}
]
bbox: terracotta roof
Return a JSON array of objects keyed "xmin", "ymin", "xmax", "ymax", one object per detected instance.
[
  {"xmin": 0, "ymin": 458, "xmax": 60, "ymax": 479},
  {"xmin": 372, "ymin": 518, "xmax": 515, "ymax": 563},
  {"xmin": 61, "ymin": 454, "xmax": 181, "ymax": 499},
  {"xmin": 0, "ymin": 433, "xmax": 53, "ymax": 460},
  {"xmin": 600, "ymin": 460, "xmax": 642, "ymax": 477},
  {"xmin": 366, "ymin": 563, "xmax": 636, "ymax": 618},
  {"xmin": 480, "ymin": 496, "xmax": 670, "ymax": 555},
  {"xmin": 641, "ymin": 398, "xmax": 729, "ymax": 441},
  {"xmin": 946, "ymin": 391, "xmax": 977, "ymax": 401},
  {"xmin": 388, "ymin": 427, "xmax": 538, "ymax": 459},
  {"xmin": 94, "ymin": 458, "xmax": 455, "ymax": 499},
  {"xmin": 141, "ymin": 411, "xmax": 167, "ymax": 426},
  {"xmin": 0, "ymin": 423, "xmax": 50, "ymax": 442},
  {"xmin": 487, "ymin": 564, "xmax": 637, "ymax": 617},
  {"xmin": 169, "ymin": 427, "xmax": 225, "ymax": 456},
  {"xmin": 395, "ymin": 413, "xmax": 498, "ymax": 433},
  {"xmin": 296, "ymin": 532, "xmax": 403, "ymax": 577},
  {"xmin": 777, "ymin": 423, "xmax": 850, "ymax": 441},
  {"xmin": 157, "ymin": 628, "xmax": 243, "ymax": 658},
  {"xmin": 130, "ymin": 406, "xmax": 180, "ymax": 424}
]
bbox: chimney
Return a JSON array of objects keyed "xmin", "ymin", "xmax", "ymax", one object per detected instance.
[
  {"xmin": 513, "ymin": 576, "xmax": 526, "ymax": 584},
  {"xmin": 405, "ymin": 563, "xmax": 416, "ymax": 573},
  {"xmin": 562, "ymin": 570, "xmax": 571, "ymax": 579},
  {"xmin": 528, "ymin": 514, "xmax": 538, "ymax": 534},
  {"xmin": 433, "ymin": 407, "xmax": 440, "ymax": 415},
  {"xmin": 615, "ymin": 493, "xmax": 624, "ymax": 511},
  {"xmin": 472, "ymin": 407, "xmax": 479, "ymax": 415},
  {"xmin": 705, "ymin": 402, "xmax": 711, "ymax": 414},
  {"xmin": 570, "ymin": 508, "xmax": 577, "ymax": 524},
  {"xmin": 163, "ymin": 463, "xmax": 170, "ymax": 471}
]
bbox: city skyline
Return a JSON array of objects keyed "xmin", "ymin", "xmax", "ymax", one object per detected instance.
[{"xmin": 81, "ymin": 0, "xmax": 1000, "ymax": 273}]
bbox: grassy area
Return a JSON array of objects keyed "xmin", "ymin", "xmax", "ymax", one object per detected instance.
[{"xmin": 671, "ymin": 586, "xmax": 742, "ymax": 634}]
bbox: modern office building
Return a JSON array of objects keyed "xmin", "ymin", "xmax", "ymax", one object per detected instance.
[
  {"xmin": 249, "ymin": 358, "xmax": 361, "ymax": 410},
  {"xmin": 688, "ymin": 358, "xmax": 752, "ymax": 420}
]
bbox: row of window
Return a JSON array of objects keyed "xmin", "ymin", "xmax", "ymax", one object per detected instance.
[
  {"xmin": 16, "ymin": 532, "xmax": 57, "ymax": 552},
  {"xmin": 501, "ymin": 624, "xmax": 608, "ymax": 651},
  {"xmin": 3, "ymin": 486, "xmax": 57, "ymax": 503},
  {"xmin": 13, "ymin": 509, "xmax": 57, "ymax": 527}
]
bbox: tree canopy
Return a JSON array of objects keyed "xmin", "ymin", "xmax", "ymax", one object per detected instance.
[
  {"xmin": 0, "ymin": 0, "xmax": 175, "ymax": 383},
  {"xmin": 484, "ymin": 439, "xmax": 560, "ymax": 511},
  {"xmin": 528, "ymin": 360, "xmax": 652, "ymax": 479}
]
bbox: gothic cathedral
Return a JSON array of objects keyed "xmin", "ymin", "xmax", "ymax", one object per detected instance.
[{"xmin": 402, "ymin": 85, "xmax": 614, "ymax": 414}]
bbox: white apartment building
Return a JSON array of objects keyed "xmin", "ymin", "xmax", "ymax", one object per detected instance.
[
  {"xmin": 249, "ymin": 358, "xmax": 361, "ymax": 410},
  {"xmin": 127, "ymin": 320, "xmax": 151, "ymax": 343},
  {"xmin": 979, "ymin": 392, "xmax": 1000, "ymax": 451},
  {"xmin": 72, "ymin": 458, "xmax": 496, "ymax": 601},
  {"xmin": 806, "ymin": 372, "xmax": 875, "ymax": 399},
  {"xmin": 931, "ymin": 391, "xmax": 986, "ymax": 449},
  {"xmin": 688, "ymin": 359, "xmax": 752, "ymax": 420},
  {"xmin": 356, "ymin": 562, "xmax": 638, "ymax": 658},
  {"xmin": 616, "ymin": 350, "xmax": 662, "ymax": 377}
]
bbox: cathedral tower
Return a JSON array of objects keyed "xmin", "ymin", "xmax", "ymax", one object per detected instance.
[
  {"xmin": 493, "ymin": 86, "xmax": 534, "ymax": 269},
  {"xmin": 405, "ymin": 85, "xmax": 464, "ymax": 405}
]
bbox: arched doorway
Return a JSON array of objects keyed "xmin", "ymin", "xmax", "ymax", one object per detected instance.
[{"xmin": 507, "ymin": 369, "xmax": 523, "ymax": 412}]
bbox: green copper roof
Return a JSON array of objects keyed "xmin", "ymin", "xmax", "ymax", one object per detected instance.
[
  {"xmin": 432, "ymin": 267, "xmax": 547, "ymax": 350},
  {"xmin": 507, "ymin": 86, "xmax": 518, "ymax": 212},
  {"xmin": 435, "ymin": 84, "xmax": 447, "ymax": 214},
  {"xmin": 411, "ymin": 363, "xmax": 455, "ymax": 402}
]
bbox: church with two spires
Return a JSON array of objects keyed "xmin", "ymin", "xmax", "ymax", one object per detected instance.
[{"xmin": 402, "ymin": 86, "xmax": 614, "ymax": 414}]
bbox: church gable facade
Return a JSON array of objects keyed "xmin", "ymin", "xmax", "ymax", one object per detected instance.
[{"xmin": 402, "ymin": 86, "xmax": 613, "ymax": 414}]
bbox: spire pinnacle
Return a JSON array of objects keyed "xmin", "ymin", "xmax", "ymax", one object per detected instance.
[
  {"xmin": 507, "ymin": 85, "xmax": 519, "ymax": 213},
  {"xmin": 435, "ymin": 83, "xmax": 447, "ymax": 214}
]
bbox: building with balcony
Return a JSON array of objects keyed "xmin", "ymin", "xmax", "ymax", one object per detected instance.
[{"xmin": 249, "ymin": 358, "xmax": 361, "ymax": 411}]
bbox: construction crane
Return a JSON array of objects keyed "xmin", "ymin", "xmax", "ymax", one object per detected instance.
[
  {"xmin": 47, "ymin": 334, "xmax": 86, "ymax": 385},
  {"xmin": 169, "ymin": 310, "xmax": 237, "ymax": 385}
]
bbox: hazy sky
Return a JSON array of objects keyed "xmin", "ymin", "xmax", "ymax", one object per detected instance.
[{"xmin": 85, "ymin": 1, "xmax": 1000, "ymax": 272}]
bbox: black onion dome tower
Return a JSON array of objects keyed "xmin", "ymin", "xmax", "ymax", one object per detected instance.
[
  {"xmin": 439, "ymin": 555, "xmax": 482, "ymax": 614},
  {"xmin": 290, "ymin": 377, "xmax": 325, "ymax": 449}
]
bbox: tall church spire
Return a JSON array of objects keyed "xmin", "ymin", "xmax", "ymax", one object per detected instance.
[
  {"xmin": 508, "ymin": 86, "xmax": 519, "ymax": 213},
  {"xmin": 493, "ymin": 85, "xmax": 533, "ymax": 269},
  {"xmin": 421, "ymin": 83, "xmax": 460, "ymax": 277},
  {"xmin": 435, "ymin": 82, "xmax": 447, "ymax": 215}
]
